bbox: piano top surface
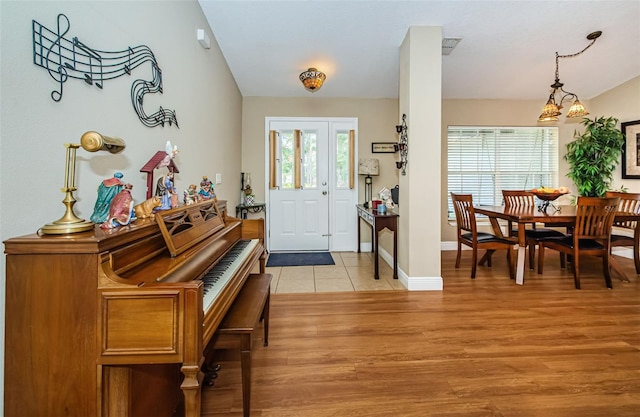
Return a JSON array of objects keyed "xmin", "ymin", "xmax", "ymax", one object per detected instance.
[{"xmin": 4, "ymin": 200, "xmax": 230, "ymax": 255}]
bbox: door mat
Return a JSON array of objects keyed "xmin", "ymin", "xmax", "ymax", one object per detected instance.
[{"xmin": 266, "ymin": 252, "xmax": 335, "ymax": 267}]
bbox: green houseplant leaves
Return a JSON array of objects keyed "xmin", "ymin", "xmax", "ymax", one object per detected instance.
[{"xmin": 564, "ymin": 116, "xmax": 624, "ymax": 197}]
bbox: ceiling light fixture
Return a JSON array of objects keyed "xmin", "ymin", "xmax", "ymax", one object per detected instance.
[
  {"xmin": 299, "ymin": 67, "xmax": 326, "ymax": 92},
  {"xmin": 538, "ymin": 31, "xmax": 602, "ymax": 122}
]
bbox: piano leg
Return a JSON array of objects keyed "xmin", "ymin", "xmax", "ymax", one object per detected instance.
[
  {"xmin": 102, "ymin": 366, "xmax": 132, "ymax": 417},
  {"xmin": 180, "ymin": 363, "xmax": 204, "ymax": 417}
]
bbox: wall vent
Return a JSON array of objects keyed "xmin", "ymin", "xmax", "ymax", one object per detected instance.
[{"xmin": 442, "ymin": 37, "xmax": 462, "ymax": 55}]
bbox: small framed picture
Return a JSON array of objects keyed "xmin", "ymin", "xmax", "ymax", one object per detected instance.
[
  {"xmin": 371, "ymin": 142, "xmax": 397, "ymax": 153},
  {"xmin": 622, "ymin": 120, "xmax": 640, "ymax": 179}
]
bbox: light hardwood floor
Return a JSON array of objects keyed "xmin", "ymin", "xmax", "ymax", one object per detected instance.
[{"xmin": 203, "ymin": 250, "xmax": 640, "ymax": 416}]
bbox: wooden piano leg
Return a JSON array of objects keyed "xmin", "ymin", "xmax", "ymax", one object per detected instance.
[
  {"xmin": 180, "ymin": 363, "xmax": 204, "ymax": 417},
  {"xmin": 102, "ymin": 366, "xmax": 132, "ymax": 417}
]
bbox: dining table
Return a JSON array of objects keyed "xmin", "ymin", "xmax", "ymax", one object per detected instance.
[{"xmin": 473, "ymin": 204, "xmax": 639, "ymax": 285}]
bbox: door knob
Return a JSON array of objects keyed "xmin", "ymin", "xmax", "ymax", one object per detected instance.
[{"xmin": 322, "ymin": 191, "xmax": 328, "ymax": 195}]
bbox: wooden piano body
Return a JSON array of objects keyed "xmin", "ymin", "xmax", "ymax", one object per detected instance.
[{"xmin": 4, "ymin": 200, "xmax": 266, "ymax": 417}]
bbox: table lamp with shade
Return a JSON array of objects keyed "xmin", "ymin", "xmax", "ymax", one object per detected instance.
[{"xmin": 358, "ymin": 158, "xmax": 379, "ymax": 208}]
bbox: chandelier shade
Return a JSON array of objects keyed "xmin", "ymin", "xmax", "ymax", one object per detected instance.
[
  {"xmin": 565, "ymin": 99, "xmax": 589, "ymax": 118},
  {"xmin": 299, "ymin": 67, "xmax": 326, "ymax": 92}
]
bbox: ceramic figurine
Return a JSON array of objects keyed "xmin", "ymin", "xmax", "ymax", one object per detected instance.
[
  {"xmin": 101, "ymin": 184, "xmax": 135, "ymax": 229},
  {"xmin": 198, "ymin": 176, "xmax": 216, "ymax": 201},
  {"xmin": 155, "ymin": 171, "xmax": 175, "ymax": 210},
  {"xmin": 134, "ymin": 196, "xmax": 161, "ymax": 219},
  {"xmin": 184, "ymin": 184, "xmax": 198, "ymax": 205},
  {"xmin": 90, "ymin": 172, "xmax": 125, "ymax": 223},
  {"xmin": 156, "ymin": 140, "xmax": 179, "ymax": 169}
]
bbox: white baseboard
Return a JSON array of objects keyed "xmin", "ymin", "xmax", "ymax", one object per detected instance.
[
  {"xmin": 612, "ymin": 247, "xmax": 634, "ymax": 259},
  {"xmin": 368, "ymin": 245, "xmax": 443, "ymax": 291}
]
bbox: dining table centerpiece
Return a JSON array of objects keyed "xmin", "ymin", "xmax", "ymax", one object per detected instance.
[{"xmin": 531, "ymin": 186, "xmax": 569, "ymax": 212}]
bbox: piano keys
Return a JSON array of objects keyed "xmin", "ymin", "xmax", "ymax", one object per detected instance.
[
  {"xmin": 4, "ymin": 200, "xmax": 266, "ymax": 417},
  {"xmin": 201, "ymin": 239, "xmax": 259, "ymax": 311}
]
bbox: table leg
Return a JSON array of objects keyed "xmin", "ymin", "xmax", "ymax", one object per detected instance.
[
  {"xmin": 515, "ymin": 223, "xmax": 527, "ymax": 285},
  {"xmin": 393, "ymin": 220, "xmax": 398, "ymax": 279},
  {"xmin": 373, "ymin": 225, "xmax": 379, "ymax": 279},
  {"xmin": 479, "ymin": 216, "xmax": 503, "ymax": 266},
  {"xmin": 357, "ymin": 215, "xmax": 361, "ymax": 253}
]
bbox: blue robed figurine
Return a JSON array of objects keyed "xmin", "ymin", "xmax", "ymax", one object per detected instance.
[
  {"xmin": 155, "ymin": 171, "xmax": 175, "ymax": 210},
  {"xmin": 90, "ymin": 172, "xmax": 125, "ymax": 223}
]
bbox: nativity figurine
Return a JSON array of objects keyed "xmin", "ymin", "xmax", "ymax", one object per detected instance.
[{"xmin": 90, "ymin": 172, "xmax": 125, "ymax": 223}]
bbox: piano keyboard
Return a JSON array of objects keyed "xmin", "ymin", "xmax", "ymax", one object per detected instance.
[{"xmin": 202, "ymin": 239, "xmax": 259, "ymax": 312}]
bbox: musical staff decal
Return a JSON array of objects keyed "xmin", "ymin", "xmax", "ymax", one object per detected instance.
[{"xmin": 32, "ymin": 13, "xmax": 178, "ymax": 128}]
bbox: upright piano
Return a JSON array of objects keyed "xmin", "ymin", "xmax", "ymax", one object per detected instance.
[{"xmin": 4, "ymin": 200, "xmax": 266, "ymax": 417}]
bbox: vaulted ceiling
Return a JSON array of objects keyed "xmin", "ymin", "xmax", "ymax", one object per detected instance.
[{"xmin": 199, "ymin": 0, "xmax": 640, "ymax": 103}]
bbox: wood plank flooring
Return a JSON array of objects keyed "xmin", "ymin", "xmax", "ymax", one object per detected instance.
[{"xmin": 202, "ymin": 251, "xmax": 640, "ymax": 417}]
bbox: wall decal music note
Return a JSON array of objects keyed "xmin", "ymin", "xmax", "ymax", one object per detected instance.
[{"xmin": 32, "ymin": 13, "xmax": 179, "ymax": 128}]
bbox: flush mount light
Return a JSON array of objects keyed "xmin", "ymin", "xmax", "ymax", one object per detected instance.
[{"xmin": 299, "ymin": 67, "xmax": 326, "ymax": 92}]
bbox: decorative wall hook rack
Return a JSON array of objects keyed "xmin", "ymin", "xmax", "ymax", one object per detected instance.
[{"xmin": 395, "ymin": 114, "xmax": 408, "ymax": 175}]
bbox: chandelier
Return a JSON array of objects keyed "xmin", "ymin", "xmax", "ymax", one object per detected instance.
[
  {"xmin": 299, "ymin": 67, "xmax": 326, "ymax": 92},
  {"xmin": 538, "ymin": 31, "xmax": 602, "ymax": 122}
]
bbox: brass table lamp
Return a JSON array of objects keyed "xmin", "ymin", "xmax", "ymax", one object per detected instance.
[{"xmin": 41, "ymin": 131, "xmax": 126, "ymax": 235}]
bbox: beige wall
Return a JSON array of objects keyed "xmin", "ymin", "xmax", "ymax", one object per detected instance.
[
  {"xmin": 0, "ymin": 0, "xmax": 243, "ymax": 405},
  {"xmin": 1, "ymin": 1, "xmax": 243, "ymax": 240},
  {"xmin": 441, "ymin": 75, "xmax": 640, "ymax": 243},
  {"xmin": 241, "ymin": 97, "xmax": 400, "ymax": 239},
  {"xmin": 590, "ymin": 76, "xmax": 640, "ymax": 190}
]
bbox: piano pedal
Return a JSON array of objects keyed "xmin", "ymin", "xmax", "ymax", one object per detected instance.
[{"xmin": 202, "ymin": 363, "xmax": 221, "ymax": 386}]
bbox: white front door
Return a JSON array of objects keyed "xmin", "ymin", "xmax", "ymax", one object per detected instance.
[{"xmin": 267, "ymin": 118, "xmax": 358, "ymax": 252}]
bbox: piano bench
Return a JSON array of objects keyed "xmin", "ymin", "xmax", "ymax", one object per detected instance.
[{"xmin": 211, "ymin": 272, "xmax": 272, "ymax": 417}]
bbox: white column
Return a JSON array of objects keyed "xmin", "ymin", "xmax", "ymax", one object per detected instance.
[{"xmin": 398, "ymin": 26, "xmax": 443, "ymax": 290}]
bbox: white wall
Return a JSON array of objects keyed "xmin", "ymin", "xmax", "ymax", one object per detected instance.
[{"xmin": 0, "ymin": 1, "xmax": 243, "ymax": 410}]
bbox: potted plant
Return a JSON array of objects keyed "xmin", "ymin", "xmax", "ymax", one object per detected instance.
[{"xmin": 564, "ymin": 116, "xmax": 624, "ymax": 197}]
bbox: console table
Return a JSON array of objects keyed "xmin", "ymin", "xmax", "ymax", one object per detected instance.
[
  {"xmin": 236, "ymin": 203, "xmax": 266, "ymax": 219},
  {"xmin": 356, "ymin": 204, "xmax": 399, "ymax": 279}
]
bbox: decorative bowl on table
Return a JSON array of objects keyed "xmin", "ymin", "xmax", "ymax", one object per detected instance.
[{"xmin": 530, "ymin": 188, "xmax": 568, "ymax": 212}]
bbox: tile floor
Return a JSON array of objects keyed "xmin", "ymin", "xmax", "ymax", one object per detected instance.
[{"xmin": 265, "ymin": 251, "xmax": 406, "ymax": 293}]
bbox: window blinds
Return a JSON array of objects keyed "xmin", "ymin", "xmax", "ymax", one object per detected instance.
[{"xmin": 447, "ymin": 126, "xmax": 559, "ymax": 219}]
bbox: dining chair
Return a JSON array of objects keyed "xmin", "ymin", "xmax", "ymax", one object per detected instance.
[
  {"xmin": 450, "ymin": 193, "xmax": 515, "ymax": 279},
  {"xmin": 501, "ymin": 190, "xmax": 566, "ymax": 270},
  {"xmin": 605, "ymin": 191, "xmax": 640, "ymax": 274},
  {"xmin": 537, "ymin": 196, "xmax": 620, "ymax": 289}
]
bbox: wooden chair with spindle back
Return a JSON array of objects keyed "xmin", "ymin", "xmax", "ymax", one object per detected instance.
[
  {"xmin": 605, "ymin": 191, "xmax": 640, "ymax": 274},
  {"xmin": 501, "ymin": 190, "xmax": 566, "ymax": 269},
  {"xmin": 451, "ymin": 193, "xmax": 515, "ymax": 279},
  {"xmin": 537, "ymin": 196, "xmax": 620, "ymax": 289}
]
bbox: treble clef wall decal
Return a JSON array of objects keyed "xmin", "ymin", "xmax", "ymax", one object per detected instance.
[{"xmin": 32, "ymin": 13, "xmax": 179, "ymax": 128}]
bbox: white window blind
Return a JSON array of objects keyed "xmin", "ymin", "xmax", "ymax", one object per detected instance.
[{"xmin": 447, "ymin": 126, "xmax": 559, "ymax": 219}]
